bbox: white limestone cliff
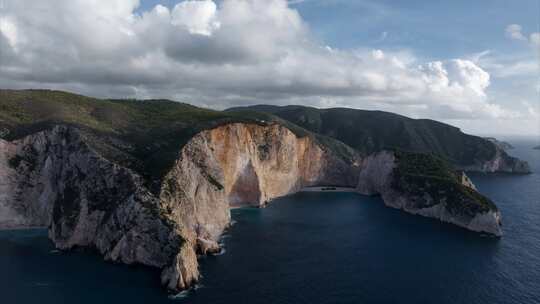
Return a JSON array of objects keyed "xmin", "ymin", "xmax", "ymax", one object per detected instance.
[
  {"xmin": 356, "ymin": 151, "xmax": 502, "ymax": 236},
  {"xmin": 459, "ymin": 147, "xmax": 530, "ymax": 173},
  {"xmin": 0, "ymin": 123, "xmax": 504, "ymax": 293},
  {"xmin": 0, "ymin": 123, "xmax": 358, "ymax": 292}
]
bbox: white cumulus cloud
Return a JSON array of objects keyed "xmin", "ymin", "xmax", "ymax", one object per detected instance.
[
  {"xmin": 506, "ymin": 23, "xmax": 540, "ymax": 47},
  {"xmin": 171, "ymin": 0, "xmax": 220, "ymax": 35},
  {"xmin": 0, "ymin": 0, "xmax": 525, "ymax": 123},
  {"xmin": 506, "ymin": 24, "xmax": 527, "ymax": 41}
]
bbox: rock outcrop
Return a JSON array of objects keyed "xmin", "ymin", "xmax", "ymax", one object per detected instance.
[
  {"xmin": 156, "ymin": 123, "xmax": 359, "ymax": 289},
  {"xmin": 227, "ymin": 104, "xmax": 531, "ymax": 174},
  {"xmin": 0, "ymin": 90, "xmax": 523, "ymax": 293},
  {"xmin": 356, "ymin": 151, "xmax": 502, "ymax": 236},
  {"xmin": 0, "ymin": 123, "xmax": 359, "ymax": 292},
  {"xmin": 484, "ymin": 137, "xmax": 514, "ymax": 150},
  {"xmin": 0, "ymin": 126, "xmax": 187, "ymax": 287},
  {"xmin": 0, "ymin": 122, "xmax": 506, "ymax": 293},
  {"xmin": 159, "ymin": 123, "xmax": 358, "ymax": 241},
  {"xmin": 458, "ymin": 146, "xmax": 530, "ymax": 173}
]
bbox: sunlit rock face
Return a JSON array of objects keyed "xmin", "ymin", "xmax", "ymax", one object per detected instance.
[
  {"xmin": 0, "ymin": 123, "xmax": 358, "ymax": 292},
  {"xmin": 0, "ymin": 122, "xmax": 504, "ymax": 293},
  {"xmin": 150, "ymin": 123, "xmax": 360, "ymax": 291},
  {"xmin": 160, "ymin": 122, "xmax": 359, "ymax": 242}
]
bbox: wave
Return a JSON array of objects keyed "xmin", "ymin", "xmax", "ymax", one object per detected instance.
[
  {"xmin": 213, "ymin": 247, "xmax": 226, "ymax": 256},
  {"xmin": 194, "ymin": 283, "xmax": 204, "ymax": 290},
  {"xmin": 168, "ymin": 284, "xmax": 204, "ymax": 300},
  {"xmin": 168, "ymin": 290, "xmax": 190, "ymax": 300}
]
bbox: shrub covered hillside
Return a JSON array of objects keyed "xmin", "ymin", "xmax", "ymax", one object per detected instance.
[
  {"xmin": 393, "ymin": 151, "xmax": 497, "ymax": 217},
  {"xmin": 0, "ymin": 90, "xmax": 356, "ymax": 186},
  {"xmin": 227, "ymin": 105, "xmax": 500, "ymax": 167}
]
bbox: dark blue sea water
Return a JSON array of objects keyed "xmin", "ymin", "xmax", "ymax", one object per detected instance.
[{"xmin": 1, "ymin": 138, "xmax": 539, "ymax": 304}]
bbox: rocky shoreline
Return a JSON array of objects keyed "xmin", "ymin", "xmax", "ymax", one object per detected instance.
[
  {"xmin": 300, "ymin": 186, "xmax": 357, "ymax": 192},
  {"xmin": 0, "ymin": 122, "xmax": 521, "ymax": 292}
]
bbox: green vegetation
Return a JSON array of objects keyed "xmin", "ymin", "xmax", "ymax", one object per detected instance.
[
  {"xmin": 393, "ymin": 150, "xmax": 459, "ymax": 182},
  {"xmin": 393, "ymin": 150, "xmax": 497, "ymax": 216},
  {"xmin": 227, "ymin": 105, "xmax": 499, "ymax": 166},
  {"xmin": 0, "ymin": 89, "xmax": 252, "ymax": 183},
  {"xmin": 0, "ymin": 89, "xmax": 354, "ymax": 187},
  {"xmin": 0, "ymin": 89, "xmax": 500, "ymax": 217}
]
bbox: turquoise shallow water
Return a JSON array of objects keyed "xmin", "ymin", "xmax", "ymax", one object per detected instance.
[{"xmin": 1, "ymin": 139, "xmax": 539, "ymax": 304}]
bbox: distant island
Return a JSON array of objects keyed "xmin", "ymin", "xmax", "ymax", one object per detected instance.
[
  {"xmin": 534, "ymin": 145, "xmax": 540, "ymax": 150},
  {"xmin": 0, "ymin": 89, "xmax": 531, "ymax": 293}
]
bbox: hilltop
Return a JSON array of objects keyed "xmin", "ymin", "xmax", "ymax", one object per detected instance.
[
  {"xmin": 227, "ymin": 104, "xmax": 522, "ymax": 170},
  {"xmin": 0, "ymin": 90, "xmax": 355, "ymax": 185}
]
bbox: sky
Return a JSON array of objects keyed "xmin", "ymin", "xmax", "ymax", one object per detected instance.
[{"xmin": 0, "ymin": 0, "xmax": 539, "ymax": 136}]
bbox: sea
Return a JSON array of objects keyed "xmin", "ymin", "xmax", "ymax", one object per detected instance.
[{"xmin": 1, "ymin": 137, "xmax": 539, "ymax": 304}]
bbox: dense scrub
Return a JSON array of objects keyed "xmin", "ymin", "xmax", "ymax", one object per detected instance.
[
  {"xmin": 393, "ymin": 151, "xmax": 497, "ymax": 217},
  {"xmin": 0, "ymin": 90, "xmax": 355, "ymax": 187},
  {"xmin": 227, "ymin": 105, "xmax": 499, "ymax": 166}
]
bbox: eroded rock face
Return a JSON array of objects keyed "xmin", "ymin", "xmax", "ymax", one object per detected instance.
[
  {"xmin": 0, "ymin": 123, "xmax": 359, "ymax": 292},
  {"xmin": 1, "ymin": 134, "xmax": 57, "ymax": 227},
  {"xmin": 0, "ymin": 126, "xmax": 185, "ymax": 288},
  {"xmin": 158, "ymin": 123, "xmax": 360, "ymax": 277},
  {"xmin": 0, "ymin": 139, "xmax": 25, "ymax": 227},
  {"xmin": 484, "ymin": 137, "xmax": 514, "ymax": 151},
  {"xmin": 356, "ymin": 151, "xmax": 502, "ymax": 236},
  {"xmin": 459, "ymin": 147, "xmax": 530, "ymax": 173},
  {"xmin": 460, "ymin": 171, "xmax": 477, "ymax": 190},
  {"xmin": 0, "ymin": 122, "xmax": 507, "ymax": 293},
  {"xmin": 158, "ymin": 123, "xmax": 360, "ymax": 290}
]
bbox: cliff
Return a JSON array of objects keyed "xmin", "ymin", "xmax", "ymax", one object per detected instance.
[
  {"xmin": 160, "ymin": 122, "xmax": 357, "ymax": 235},
  {"xmin": 0, "ymin": 122, "xmax": 503, "ymax": 292},
  {"xmin": 456, "ymin": 147, "xmax": 530, "ymax": 173},
  {"xmin": 357, "ymin": 151, "xmax": 502, "ymax": 236},
  {"xmin": 484, "ymin": 137, "xmax": 514, "ymax": 150},
  {"xmin": 0, "ymin": 123, "xmax": 359, "ymax": 292},
  {"xmin": 0, "ymin": 89, "xmax": 510, "ymax": 293},
  {"xmin": 227, "ymin": 105, "xmax": 531, "ymax": 174},
  {"xmin": 157, "ymin": 123, "xmax": 359, "ymax": 290},
  {"xmin": 0, "ymin": 126, "xmax": 188, "ymax": 287}
]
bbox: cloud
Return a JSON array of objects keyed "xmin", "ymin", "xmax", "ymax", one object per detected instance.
[
  {"xmin": 530, "ymin": 32, "xmax": 540, "ymax": 47},
  {"xmin": 170, "ymin": 0, "xmax": 220, "ymax": 35},
  {"xmin": 505, "ymin": 23, "xmax": 540, "ymax": 47},
  {"xmin": 470, "ymin": 25, "xmax": 538, "ymax": 90},
  {"xmin": 0, "ymin": 0, "xmax": 522, "ymax": 121},
  {"xmin": 287, "ymin": 0, "xmax": 308, "ymax": 4},
  {"xmin": 0, "ymin": 17, "xmax": 19, "ymax": 49},
  {"xmin": 506, "ymin": 24, "xmax": 527, "ymax": 41}
]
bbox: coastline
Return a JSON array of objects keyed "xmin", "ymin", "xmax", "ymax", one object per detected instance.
[
  {"xmin": 230, "ymin": 186, "xmax": 358, "ymax": 210},
  {"xmin": 0, "ymin": 225, "xmax": 47, "ymax": 231},
  {"xmin": 299, "ymin": 186, "xmax": 357, "ymax": 193}
]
